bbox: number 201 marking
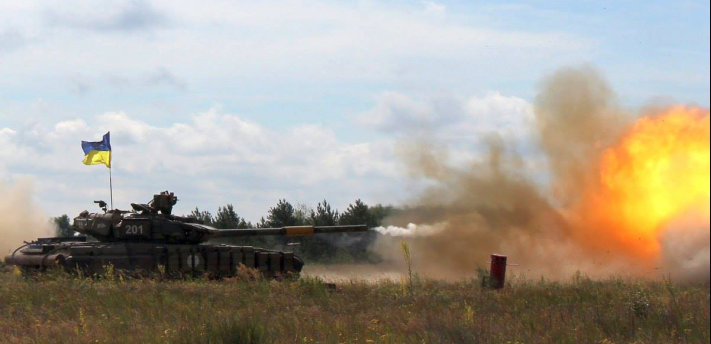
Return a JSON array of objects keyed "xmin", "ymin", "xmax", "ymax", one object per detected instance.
[{"xmin": 125, "ymin": 225, "xmax": 144, "ymax": 235}]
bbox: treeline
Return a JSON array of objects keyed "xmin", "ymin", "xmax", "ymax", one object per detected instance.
[
  {"xmin": 193, "ymin": 199, "xmax": 391, "ymax": 264},
  {"xmin": 52, "ymin": 199, "xmax": 391, "ymax": 264}
]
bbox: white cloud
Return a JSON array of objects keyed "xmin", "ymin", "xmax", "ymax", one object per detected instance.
[
  {"xmin": 0, "ymin": 127, "xmax": 17, "ymax": 136},
  {"xmin": 54, "ymin": 119, "xmax": 88, "ymax": 133},
  {"xmin": 66, "ymin": 108, "xmax": 393, "ymax": 180},
  {"xmin": 0, "ymin": 107, "xmax": 403, "ymax": 220},
  {"xmin": 0, "ymin": 0, "xmax": 590, "ymax": 90},
  {"xmin": 358, "ymin": 91, "xmax": 534, "ymax": 141}
]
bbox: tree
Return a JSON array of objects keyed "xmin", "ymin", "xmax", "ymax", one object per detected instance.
[
  {"xmin": 309, "ymin": 200, "xmax": 339, "ymax": 226},
  {"xmin": 264, "ymin": 199, "xmax": 298, "ymax": 227},
  {"xmin": 293, "ymin": 203, "xmax": 312, "ymax": 226},
  {"xmin": 339, "ymin": 199, "xmax": 376, "ymax": 227},
  {"xmin": 189, "ymin": 207, "xmax": 214, "ymax": 225},
  {"xmin": 53, "ymin": 214, "xmax": 74, "ymax": 237},
  {"xmin": 214, "ymin": 204, "xmax": 249, "ymax": 229}
]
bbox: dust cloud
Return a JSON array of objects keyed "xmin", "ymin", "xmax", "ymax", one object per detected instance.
[
  {"xmin": 658, "ymin": 204, "xmax": 711, "ymax": 283},
  {"xmin": 0, "ymin": 181, "xmax": 54, "ymax": 256},
  {"xmin": 371, "ymin": 66, "xmax": 710, "ymax": 281}
]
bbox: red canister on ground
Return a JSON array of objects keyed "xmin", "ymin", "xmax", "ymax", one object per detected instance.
[{"xmin": 489, "ymin": 254, "xmax": 507, "ymax": 289}]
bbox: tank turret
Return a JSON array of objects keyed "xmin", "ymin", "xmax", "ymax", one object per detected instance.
[
  {"xmin": 72, "ymin": 191, "xmax": 219, "ymax": 244},
  {"xmin": 5, "ymin": 191, "xmax": 369, "ymax": 278}
]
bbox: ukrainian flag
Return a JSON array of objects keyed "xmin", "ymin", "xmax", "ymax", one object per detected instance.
[{"xmin": 81, "ymin": 132, "xmax": 112, "ymax": 168}]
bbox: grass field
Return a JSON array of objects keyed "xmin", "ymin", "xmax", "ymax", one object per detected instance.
[{"xmin": 0, "ymin": 264, "xmax": 708, "ymax": 344}]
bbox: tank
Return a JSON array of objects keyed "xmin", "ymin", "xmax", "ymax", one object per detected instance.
[{"xmin": 4, "ymin": 191, "xmax": 368, "ymax": 278}]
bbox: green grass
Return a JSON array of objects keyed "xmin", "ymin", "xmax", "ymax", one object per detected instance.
[{"xmin": 0, "ymin": 265, "xmax": 708, "ymax": 344}]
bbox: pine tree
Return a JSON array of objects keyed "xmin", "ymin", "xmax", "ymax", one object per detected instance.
[
  {"xmin": 188, "ymin": 207, "xmax": 214, "ymax": 225},
  {"xmin": 309, "ymin": 200, "xmax": 339, "ymax": 226},
  {"xmin": 214, "ymin": 204, "xmax": 243, "ymax": 229},
  {"xmin": 265, "ymin": 199, "xmax": 298, "ymax": 227},
  {"xmin": 339, "ymin": 199, "xmax": 375, "ymax": 227}
]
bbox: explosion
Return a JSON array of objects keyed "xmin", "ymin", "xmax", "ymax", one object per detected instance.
[
  {"xmin": 372, "ymin": 66, "xmax": 710, "ymax": 281},
  {"xmin": 576, "ymin": 106, "xmax": 710, "ymax": 260}
]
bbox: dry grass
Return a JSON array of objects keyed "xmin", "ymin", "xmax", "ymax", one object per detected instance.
[{"xmin": 0, "ymin": 265, "xmax": 708, "ymax": 344}]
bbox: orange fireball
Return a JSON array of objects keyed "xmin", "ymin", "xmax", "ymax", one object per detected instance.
[{"xmin": 576, "ymin": 106, "xmax": 710, "ymax": 260}]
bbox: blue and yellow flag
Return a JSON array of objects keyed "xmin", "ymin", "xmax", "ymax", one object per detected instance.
[{"xmin": 81, "ymin": 132, "xmax": 111, "ymax": 168}]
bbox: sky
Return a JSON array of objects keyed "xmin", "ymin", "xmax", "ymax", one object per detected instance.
[{"xmin": 1, "ymin": 0, "xmax": 709, "ymax": 221}]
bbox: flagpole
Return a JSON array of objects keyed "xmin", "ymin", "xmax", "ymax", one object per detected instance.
[{"xmin": 109, "ymin": 166, "xmax": 114, "ymax": 210}]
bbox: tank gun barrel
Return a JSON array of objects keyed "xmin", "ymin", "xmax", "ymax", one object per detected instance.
[{"xmin": 212, "ymin": 225, "xmax": 368, "ymax": 238}]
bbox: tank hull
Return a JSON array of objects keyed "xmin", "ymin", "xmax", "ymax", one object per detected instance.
[{"xmin": 5, "ymin": 238, "xmax": 304, "ymax": 278}]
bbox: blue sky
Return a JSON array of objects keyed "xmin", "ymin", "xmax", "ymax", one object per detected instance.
[{"xmin": 1, "ymin": 0, "xmax": 709, "ymax": 220}]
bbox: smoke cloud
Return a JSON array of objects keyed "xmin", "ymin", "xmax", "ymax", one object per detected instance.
[
  {"xmin": 372, "ymin": 66, "xmax": 710, "ymax": 281},
  {"xmin": 0, "ymin": 181, "xmax": 54, "ymax": 256},
  {"xmin": 659, "ymin": 204, "xmax": 711, "ymax": 283}
]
